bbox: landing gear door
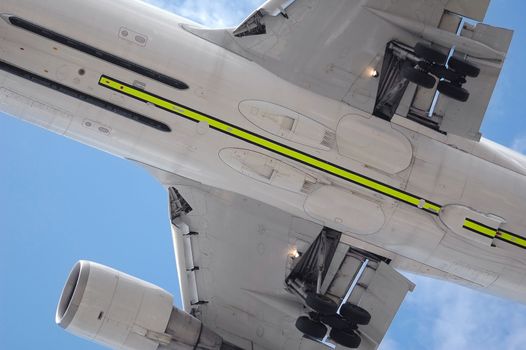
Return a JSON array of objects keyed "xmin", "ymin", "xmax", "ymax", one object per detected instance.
[{"xmin": 346, "ymin": 261, "xmax": 415, "ymax": 349}]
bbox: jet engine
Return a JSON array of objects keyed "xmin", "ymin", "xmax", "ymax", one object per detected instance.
[{"xmin": 56, "ymin": 260, "xmax": 239, "ymax": 350}]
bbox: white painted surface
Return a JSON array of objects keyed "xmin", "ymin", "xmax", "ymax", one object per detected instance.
[
  {"xmin": 304, "ymin": 186, "xmax": 385, "ymax": 234},
  {"xmin": 336, "ymin": 114, "xmax": 413, "ymax": 174}
]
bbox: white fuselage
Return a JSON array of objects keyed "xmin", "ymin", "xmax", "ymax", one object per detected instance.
[{"xmin": 2, "ymin": 0, "xmax": 526, "ymax": 303}]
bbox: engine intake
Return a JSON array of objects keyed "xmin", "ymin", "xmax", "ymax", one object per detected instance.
[{"xmin": 56, "ymin": 260, "xmax": 236, "ymax": 350}]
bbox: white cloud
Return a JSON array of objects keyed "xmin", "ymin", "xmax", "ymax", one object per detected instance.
[
  {"xmin": 381, "ymin": 274, "xmax": 526, "ymax": 350},
  {"xmin": 142, "ymin": 0, "xmax": 263, "ymax": 28},
  {"xmin": 512, "ymin": 135, "xmax": 526, "ymax": 153}
]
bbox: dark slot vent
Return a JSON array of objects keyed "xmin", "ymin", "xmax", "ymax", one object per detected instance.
[
  {"xmin": 8, "ymin": 16, "xmax": 189, "ymax": 90},
  {"xmin": 0, "ymin": 60, "xmax": 171, "ymax": 132}
]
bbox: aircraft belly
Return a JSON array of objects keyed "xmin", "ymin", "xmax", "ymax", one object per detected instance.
[{"xmin": 304, "ymin": 185, "xmax": 385, "ymax": 235}]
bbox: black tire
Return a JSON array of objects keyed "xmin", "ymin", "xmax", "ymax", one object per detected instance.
[
  {"xmin": 305, "ymin": 293, "xmax": 338, "ymax": 315},
  {"xmin": 340, "ymin": 303, "xmax": 371, "ymax": 326},
  {"xmin": 295, "ymin": 316, "xmax": 327, "ymax": 339},
  {"xmin": 448, "ymin": 57, "xmax": 480, "ymax": 78},
  {"xmin": 401, "ymin": 62, "xmax": 436, "ymax": 89},
  {"xmin": 437, "ymin": 81, "xmax": 470, "ymax": 102},
  {"xmin": 330, "ymin": 328, "xmax": 362, "ymax": 349},
  {"xmin": 320, "ymin": 314, "xmax": 356, "ymax": 331},
  {"xmin": 414, "ymin": 43, "xmax": 447, "ymax": 64},
  {"xmin": 428, "ymin": 64, "xmax": 463, "ymax": 82}
]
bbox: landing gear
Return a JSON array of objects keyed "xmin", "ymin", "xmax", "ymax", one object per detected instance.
[
  {"xmin": 295, "ymin": 316, "xmax": 327, "ymax": 339},
  {"xmin": 340, "ymin": 303, "xmax": 371, "ymax": 326},
  {"xmin": 288, "ymin": 230, "xmax": 388, "ymax": 348},
  {"xmin": 296, "ymin": 312, "xmax": 362, "ymax": 348},
  {"xmin": 288, "ymin": 229, "xmax": 416, "ymax": 349},
  {"xmin": 401, "ymin": 62, "xmax": 436, "ymax": 89},
  {"xmin": 400, "ymin": 42, "xmax": 479, "ymax": 102},
  {"xmin": 437, "ymin": 80, "xmax": 470, "ymax": 102},
  {"xmin": 305, "ymin": 292, "xmax": 339, "ymax": 315},
  {"xmin": 448, "ymin": 56, "xmax": 480, "ymax": 78},
  {"xmin": 373, "ymin": 40, "xmax": 480, "ymax": 121},
  {"xmin": 319, "ymin": 313, "xmax": 355, "ymax": 331},
  {"xmin": 330, "ymin": 328, "xmax": 362, "ymax": 349}
]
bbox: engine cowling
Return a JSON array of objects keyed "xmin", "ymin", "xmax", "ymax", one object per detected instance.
[{"xmin": 56, "ymin": 260, "xmax": 232, "ymax": 350}]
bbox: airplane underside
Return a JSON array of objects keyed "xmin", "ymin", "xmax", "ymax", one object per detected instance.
[{"xmin": 0, "ymin": 0, "xmax": 524, "ymax": 349}]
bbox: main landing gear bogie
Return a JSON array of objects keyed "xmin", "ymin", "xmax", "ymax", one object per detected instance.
[
  {"xmin": 295, "ymin": 299, "xmax": 372, "ymax": 349},
  {"xmin": 400, "ymin": 42, "xmax": 480, "ymax": 102}
]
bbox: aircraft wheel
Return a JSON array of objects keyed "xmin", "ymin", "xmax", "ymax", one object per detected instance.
[
  {"xmin": 320, "ymin": 314, "xmax": 356, "ymax": 331},
  {"xmin": 401, "ymin": 62, "xmax": 436, "ymax": 89},
  {"xmin": 330, "ymin": 328, "xmax": 362, "ymax": 349},
  {"xmin": 340, "ymin": 303, "xmax": 371, "ymax": 326},
  {"xmin": 437, "ymin": 81, "xmax": 470, "ymax": 102},
  {"xmin": 305, "ymin": 293, "xmax": 338, "ymax": 315},
  {"xmin": 427, "ymin": 63, "xmax": 463, "ymax": 82},
  {"xmin": 449, "ymin": 57, "xmax": 480, "ymax": 78},
  {"xmin": 414, "ymin": 43, "xmax": 447, "ymax": 64},
  {"xmin": 295, "ymin": 316, "xmax": 328, "ymax": 339}
]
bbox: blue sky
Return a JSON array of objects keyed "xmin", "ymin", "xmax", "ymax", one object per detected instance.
[{"xmin": 1, "ymin": 1, "xmax": 526, "ymax": 349}]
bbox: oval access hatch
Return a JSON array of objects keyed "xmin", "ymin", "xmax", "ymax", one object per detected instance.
[
  {"xmin": 219, "ymin": 148, "xmax": 317, "ymax": 193},
  {"xmin": 239, "ymin": 100, "xmax": 335, "ymax": 150},
  {"xmin": 439, "ymin": 204, "xmax": 505, "ymax": 246},
  {"xmin": 336, "ymin": 114, "xmax": 412, "ymax": 174}
]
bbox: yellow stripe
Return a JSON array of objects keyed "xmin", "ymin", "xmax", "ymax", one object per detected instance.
[
  {"xmin": 99, "ymin": 76, "xmax": 442, "ymax": 214},
  {"xmin": 462, "ymin": 219, "xmax": 526, "ymax": 249},
  {"xmin": 463, "ymin": 219, "xmax": 497, "ymax": 238},
  {"xmin": 424, "ymin": 202, "xmax": 442, "ymax": 213},
  {"xmin": 497, "ymin": 231, "xmax": 526, "ymax": 248}
]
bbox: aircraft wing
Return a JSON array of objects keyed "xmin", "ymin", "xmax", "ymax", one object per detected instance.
[
  {"xmin": 143, "ymin": 165, "xmax": 414, "ymax": 350},
  {"xmin": 185, "ymin": 0, "xmax": 512, "ymax": 140}
]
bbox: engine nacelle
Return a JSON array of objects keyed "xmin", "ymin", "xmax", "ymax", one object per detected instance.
[{"xmin": 56, "ymin": 261, "xmax": 229, "ymax": 350}]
